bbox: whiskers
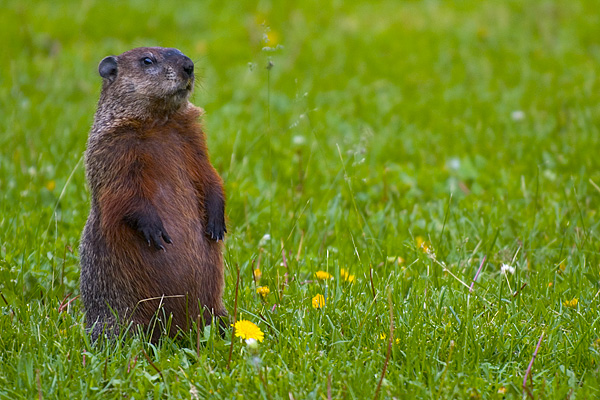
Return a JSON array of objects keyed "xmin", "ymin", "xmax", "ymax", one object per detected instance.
[{"xmin": 190, "ymin": 57, "xmax": 207, "ymax": 100}]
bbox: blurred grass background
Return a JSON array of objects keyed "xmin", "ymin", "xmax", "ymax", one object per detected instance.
[{"xmin": 1, "ymin": 0, "xmax": 600, "ymax": 398}]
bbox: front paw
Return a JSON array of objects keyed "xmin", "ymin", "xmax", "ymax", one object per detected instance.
[
  {"xmin": 125, "ymin": 213, "xmax": 173, "ymax": 251},
  {"xmin": 205, "ymin": 218, "xmax": 226, "ymax": 242},
  {"xmin": 140, "ymin": 221, "xmax": 173, "ymax": 251}
]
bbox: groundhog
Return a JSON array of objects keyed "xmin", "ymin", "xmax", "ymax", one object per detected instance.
[{"xmin": 79, "ymin": 47, "xmax": 227, "ymax": 341}]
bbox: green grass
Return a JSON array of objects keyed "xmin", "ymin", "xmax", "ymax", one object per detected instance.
[{"xmin": 2, "ymin": 0, "xmax": 600, "ymax": 398}]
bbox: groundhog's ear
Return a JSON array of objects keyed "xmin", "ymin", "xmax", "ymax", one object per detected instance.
[{"xmin": 98, "ymin": 56, "xmax": 118, "ymax": 81}]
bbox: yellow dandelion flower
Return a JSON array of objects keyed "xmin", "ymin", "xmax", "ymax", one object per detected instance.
[
  {"xmin": 233, "ymin": 319, "xmax": 264, "ymax": 342},
  {"xmin": 395, "ymin": 338, "xmax": 400, "ymax": 344},
  {"xmin": 497, "ymin": 387, "xmax": 507, "ymax": 395},
  {"xmin": 340, "ymin": 268, "xmax": 356, "ymax": 283},
  {"xmin": 416, "ymin": 236, "xmax": 429, "ymax": 252},
  {"xmin": 416, "ymin": 236, "xmax": 424, "ymax": 247},
  {"xmin": 265, "ymin": 30, "xmax": 280, "ymax": 46},
  {"xmin": 564, "ymin": 298, "xmax": 578, "ymax": 308},
  {"xmin": 253, "ymin": 268, "xmax": 262, "ymax": 281},
  {"xmin": 46, "ymin": 180, "xmax": 56, "ymax": 191},
  {"xmin": 386, "ymin": 256, "xmax": 405, "ymax": 265},
  {"xmin": 312, "ymin": 294, "xmax": 325, "ymax": 309},
  {"xmin": 256, "ymin": 286, "xmax": 270, "ymax": 297},
  {"xmin": 315, "ymin": 271, "xmax": 333, "ymax": 280},
  {"xmin": 379, "ymin": 333, "xmax": 387, "ymax": 340}
]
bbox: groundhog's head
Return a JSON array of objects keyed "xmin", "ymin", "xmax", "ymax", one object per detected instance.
[{"xmin": 97, "ymin": 47, "xmax": 195, "ymax": 117}]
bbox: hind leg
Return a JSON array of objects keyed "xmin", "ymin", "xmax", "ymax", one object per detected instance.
[
  {"xmin": 199, "ymin": 307, "xmax": 229, "ymax": 338},
  {"xmin": 86, "ymin": 313, "xmax": 121, "ymax": 342}
]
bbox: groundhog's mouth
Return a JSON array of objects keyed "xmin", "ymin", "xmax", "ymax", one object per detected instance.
[
  {"xmin": 172, "ymin": 83, "xmax": 193, "ymax": 99},
  {"xmin": 175, "ymin": 79, "xmax": 193, "ymax": 96}
]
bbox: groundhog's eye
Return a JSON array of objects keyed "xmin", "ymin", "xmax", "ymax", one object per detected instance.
[{"xmin": 141, "ymin": 57, "xmax": 154, "ymax": 66}]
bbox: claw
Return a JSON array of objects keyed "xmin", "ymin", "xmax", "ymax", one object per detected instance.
[{"xmin": 162, "ymin": 232, "xmax": 173, "ymax": 245}]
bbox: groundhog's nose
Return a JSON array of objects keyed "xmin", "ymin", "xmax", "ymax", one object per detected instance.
[{"xmin": 182, "ymin": 59, "xmax": 194, "ymax": 78}]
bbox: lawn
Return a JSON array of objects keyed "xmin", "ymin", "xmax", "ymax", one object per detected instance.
[{"xmin": 1, "ymin": 0, "xmax": 600, "ymax": 398}]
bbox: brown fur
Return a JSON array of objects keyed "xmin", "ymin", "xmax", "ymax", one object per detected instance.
[{"xmin": 80, "ymin": 47, "xmax": 227, "ymax": 341}]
